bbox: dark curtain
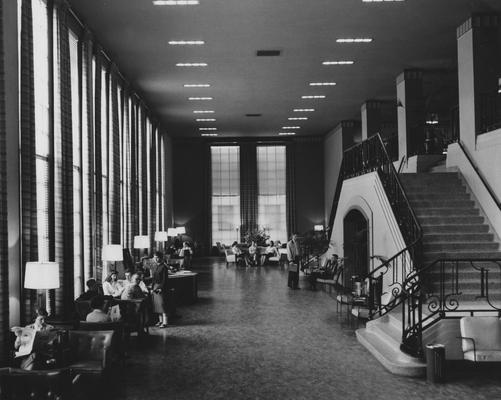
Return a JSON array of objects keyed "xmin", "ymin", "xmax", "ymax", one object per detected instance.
[
  {"xmin": 239, "ymin": 143, "xmax": 258, "ymax": 241},
  {"xmin": 140, "ymin": 107, "xmax": 148, "ymax": 236},
  {"xmin": 286, "ymin": 143, "xmax": 296, "ymax": 238},
  {"xmin": 149, "ymin": 122, "xmax": 157, "ymax": 243},
  {"xmin": 130, "ymin": 97, "xmax": 139, "ymax": 241},
  {"xmin": 55, "ymin": 3, "xmax": 74, "ymax": 317},
  {"xmin": 110, "ymin": 67, "xmax": 121, "ymax": 244},
  {"xmin": 0, "ymin": 0, "xmax": 10, "ymax": 362},
  {"xmin": 20, "ymin": 0, "xmax": 38, "ymax": 324}
]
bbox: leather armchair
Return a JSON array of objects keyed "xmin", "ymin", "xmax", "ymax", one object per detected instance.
[
  {"xmin": 0, "ymin": 367, "xmax": 72, "ymax": 399},
  {"xmin": 459, "ymin": 316, "xmax": 501, "ymax": 362},
  {"xmin": 67, "ymin": 330, "xmax": 114, "ymax": 378},
  {"xmin": 78, "ymin": 321, "xmax": 126, "ymax": 365}
]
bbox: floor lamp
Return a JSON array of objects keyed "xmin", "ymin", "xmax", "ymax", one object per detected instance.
[
  {"xmin": 133, "ymin": 235, "xmax": 150, "ymax": 265},
  {"xmin": 155, "ymin": 231, "xmax": 168, "ymax": 251},
  {"xmin": 24, "ymin": 261, "xmax": 60, "ymax": 316},
  {"xmin": 102, "ymin": 244, "xmax": 123, "ymax": 278}
]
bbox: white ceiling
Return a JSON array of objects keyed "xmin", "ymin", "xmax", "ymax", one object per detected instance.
[{"xmin": 67, "ymin": 0, "xmax": 501, "ymax": 138}]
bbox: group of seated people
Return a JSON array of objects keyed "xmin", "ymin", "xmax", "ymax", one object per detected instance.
[
  {"xmin": 230, "ymin": 240, "xmax": 283, "ymax": 267},
  {"xmin": 308, "ymin": 253, "xmax": 342, "ymax": 290}
]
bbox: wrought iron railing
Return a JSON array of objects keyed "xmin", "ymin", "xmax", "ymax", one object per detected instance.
[
  {"xmin": 325, "ymin": 134, "xmax": 422, "ymax": 319},
  {"xmin": 400, "ymin": 258, "xmax": 501, "ymax": 357}
]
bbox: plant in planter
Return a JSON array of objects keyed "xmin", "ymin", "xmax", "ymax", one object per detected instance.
[{"xmin": 243, "ymin": 229, "xmax": 270, "ymax": 246}]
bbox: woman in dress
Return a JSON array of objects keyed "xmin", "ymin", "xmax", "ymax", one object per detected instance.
[
  {"xmin": 150, "ymin": 251, "xmax": 170, "ymax": 328},
  {"xmin": 102, "ymin": 271, "xmax": 124, "ymax": 298}
]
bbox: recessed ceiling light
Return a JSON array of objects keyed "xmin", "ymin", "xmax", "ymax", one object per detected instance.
[
  {"xmin": 169, "ymin": 40, "xmax": 205, "ymax": 45},
  {"xmin": 301, "ymin": 95, "xmax": 326, "ymax": 99},
  {"xmin": 199, "ymin": 127, "xmax": 217, "ymax": 131},
  {"xmin": 278, "ymin": 132, "xmax": 296, "ymax": 136},
  {"xmin": 293, "ymin": 109, "xmax": 315, "ymax": 112},
  {"xmin": 153, "ymin": 0, "xmax": 199, "ymax": 4},
  {"xmin": 201, "ymin": 133, "xmax": 218, "ymax": 137},
  {"xmin": 282, "ymin": 126, "xmax": 300, "ymax": 129},
  {"xmin": 196, "ymin": 118, "xmax": 216, "ymax": 121},
  {"xmin": 322, "ymin": 61, "xmax": 354, "ymax": 65},
  {"xmin": 193, "ymin": 110, "xmax": 214, "ymax": 114},
  {"xmin": 176, "ymin": 63, "xmax": 208, "ymax": 67},
  {"xmin": 288, "ymin": 117, "xmax": 308, "ymax": 121},
  {"xmin": 184, "ymin": 84, "xmax": 210, "ymax": 88},
  {"xmin": 309, "ymin": 82, "xmax": 336, "ymax": 86},
  {"xmin": 336, "ymin": 38, "xmax": 373, "ymax": 43},
  {"xmin": 188, "ymin": 97, "xmax": 213, "ymax": 100}
]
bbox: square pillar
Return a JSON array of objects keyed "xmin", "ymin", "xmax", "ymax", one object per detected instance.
[
  {"xmin": 361, "ymin": 100, "xmax": 382, "ymax": 141},
  {"xmin": 397, "ymin": 70, "xmax": 425, "ymax": 159}
]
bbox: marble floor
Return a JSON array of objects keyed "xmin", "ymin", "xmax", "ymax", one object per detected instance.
[{"xmin": 103, "ymin": 258, "xmax": 501, "ymax": 400}]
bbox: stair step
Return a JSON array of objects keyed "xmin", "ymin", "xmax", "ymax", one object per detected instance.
[
  {"xmin": 411, "ymin": 200, "xmax": 474, "ymax": 208},
  {"xmin": 420, "ymin": 216, "xmax": 484, "ymax": 225},
  {"xmin": 422, "ymin": 224, "xmax": 489, "ymax": 234},
  {"xmin": 423, "ymin": 242, "xmax": 499, "ymax": 252},
  {"xmin": 423, "ymin": 233, "xmax": 494, "ymax": 242},
  {"xmin": 407, "ymin": 193, "xmax": 471, "ymax": 201},
  {"xmin": 423, "ymin": 251, "xmax": 501, "ymax": 262},
  {"xmin": 400, "ymin": 172, "xmax": 459, "ymax": 179},
  {"xmin": 415, "ymin": 208, "xmax": 479, "ymax": 217}
]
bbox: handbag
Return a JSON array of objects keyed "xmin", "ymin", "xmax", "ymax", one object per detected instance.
[{"xmin": 287, "ymin": 262, "xmax": 298, "ymax": 273}]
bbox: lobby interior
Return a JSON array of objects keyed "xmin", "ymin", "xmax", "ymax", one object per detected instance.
[{"xmin": 1, "ymin": 0, "xmax": 501, "ymax": 398}]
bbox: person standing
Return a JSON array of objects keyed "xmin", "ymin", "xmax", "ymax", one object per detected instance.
[{"xmin": 287, "ymin": 233, "xmax": 301, "ymax": 289}]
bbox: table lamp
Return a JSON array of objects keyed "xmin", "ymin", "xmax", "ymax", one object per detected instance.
[
  {"xmin": 102, "ymin": 244, "xmax": 123, "ymax": 277},
  {"xmin": 24, "ymin": 261, "xmax": 60, "ymax": 315},
  {"xmin": 155, "ymin": 231, "xmax": 168, "ymax": 251},
  {"xmin": 176, "ymin": 226, "xmax": 186, "ymax": 235},
  {"xmin": 167, "ymin": 228, "xmax": 177, "ymax": 237},
  {"xmin": 133, "ymin": 235, "xmax": 150, "ymax": 262}
]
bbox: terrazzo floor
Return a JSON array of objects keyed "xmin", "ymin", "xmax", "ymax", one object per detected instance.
[{"xmin": 104, "ymin": 258, "xmax": 501, "ymax": 400}]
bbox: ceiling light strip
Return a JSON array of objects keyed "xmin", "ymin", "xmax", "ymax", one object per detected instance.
[
  {"xmin": 293, "ymin": 109, "xmax": 315, "ymax": 112},
  {"xmin": 309, "ymin": 82, "xmax": 336, "ymax": 86},
  {"xmin": 184, "ymin": 84, "xmax": 210, "ymax": 88},
  {"xmin": 282, "ymin": 126, "xmax": 300, "ymax": 129},
  {"xmin": 201, "ymin": 133, "xmax": 218, "ymax": 137},
  {"xmin": 188, "ymin": 97, "xmax": 213, "ymax": 100},
  {"xmin": 196, "ymin": 118, "xmax": 216, "ymax": 121},
  {"xmin": 199, "ymin": 127, "xmax": 217, "ymax": 131},
  {"xmin": 301, "ymin": 95, "xmax": 326, "ymax": 99},
  {"xmin": 278, "ymin": 132, "xmax": 296, "ymax": 136},
  {"xmin": 288, "ymin": 117, "xmax": 308, "ymax": 120},
  {"xmin": 169, "ymin": 40, "xmax": 205, "ymax": 45},
  {"xmin": 153, "ymin": 0, "xmax": 199, "ymax": 4},
  {"xmin": 193, "ymin": 110, "xmax": 215, "ymax": 114},
  {"xmin": 176, "ymin": 63, "xmax": 208, "ymax": 67},
  {"xmin": 322, "ymin": 61, "xmax": 354, "ymax": 65},
  {"xmin": 336, "ymin": 38, "xmax": 372, "ymax": 43}
]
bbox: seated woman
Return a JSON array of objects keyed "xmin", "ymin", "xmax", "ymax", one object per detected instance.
[
  {"xmin": 262, "ymin": 240, "xmax": 279, "ymax": 265},
  {"xmin": 231, "ymin": 241, "xmax": 248, "ymax": 267},
  {"xmin": 121, "ymin": 273, "xmax": 147, "ymax": 300},
  {"xmin": 103, "ymin": 271, "xmax": 124, "ymax": 298},
  {"xmin": 86, "ymin": 296, "xmax": 112, "ymax": 323},
  {"xmin": 248, "ymin": 241, "xmax": 258, "ymax": 266}
]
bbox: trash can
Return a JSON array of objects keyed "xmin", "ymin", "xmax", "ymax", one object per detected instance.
[{"xmin": 426, "ymin": 344, "xmax": 446, "ymax": 383}]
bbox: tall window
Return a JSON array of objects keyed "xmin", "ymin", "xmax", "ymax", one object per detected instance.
[
  {"xmin": 211, "ymin": 146, "xmax": 240, "ymax": 245},
  {"xmin": 257, "ymin": 146, "xmax": 287, "ymax": 243},
  {"xmin": 33, "ymin": 0, "xmax": 50, "ymax": 261}
]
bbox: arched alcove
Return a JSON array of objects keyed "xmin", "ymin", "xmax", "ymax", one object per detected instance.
[{"xmin": 343, "ymin": 209, "xmax": 369, "ymax": 288}]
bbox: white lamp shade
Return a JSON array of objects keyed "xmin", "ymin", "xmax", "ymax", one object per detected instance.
[
  {"xmin": 167, "ymin": 228, "xmax": 177, "ymax": 237},
  {"xmin": 24, "ymin": 262, "xmax": 60, "ymax": 289},
  {"xmin": 314, "ymin": 225, "xmax": 324, "ymax": 231},
  {"xmin": 155, "ymin": 231, "xmax": 168, "ymax": 242},
  {"xmin": 176, "ymin": 227, "xmax": 186, "ymax": 235},
  {"xmin": 102, "ymin": 244, "xmax": 123, "ymax": 261},
  {"xmin": 133, "ymin": 235, "xmax": 150, "ymax": 249}
]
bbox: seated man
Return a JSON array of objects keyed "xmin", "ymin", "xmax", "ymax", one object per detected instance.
[
  {"xmin": 231, "ymin": 241, "xmax": 248, "ymax": 267},
  {"xmin": 248, "ymin": 241, "xmax": 258, "ymax": 266},
  {"xmin": 76, "ymin": 278, "xmax": 102, "ymax": 301},
  {"xmin": 121, "ymin": 273, "xmax": 146, "ymax": 300},
  {"xmin": 86, "ymin": 296, "xmax": 112, "ymax": 323}
]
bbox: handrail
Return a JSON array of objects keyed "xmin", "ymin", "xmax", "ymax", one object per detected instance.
[
  {"xmin": 327, "ymin": 158, "xmax": 345, "ymax": 241},
  {"xmin": 400, "ymin": 257, "xmax": 501, "ymax": 357},
  {"xmin": 457, "ymin": 140, "xmax": 501, "ymax": 211}
]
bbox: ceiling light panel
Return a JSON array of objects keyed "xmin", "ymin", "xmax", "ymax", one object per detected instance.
[
  {"xmin": 201, "ymin": 133, "xmax": 218, "ymax": 137},
  {"xmin": 336, "ymin": 38, "xmax": 373, "ymax": 43},
  {"xmin": 184, "ymin": 84, "xmax": 210, "ymax": 88},
  {"xmin": 322, "ymin": 61, "xmax": 354, "ymax": 65},
  {"xmin": 199, "ymin": 127, "xmax": 217, "ymax": 131},
  {"xmin": 176, "ymin": 63, "xmax": 208, "ymax": 67},
  {"xmin": 153, "ymin": 0, "xmax": 199, "ymax": 4},
  {"xmin": 188, "ymin": 97, "xmax": 213, "ymax": 100},
  {"xmin": 196, "ymin": 118, "xmax": 216, "ymax": 121},
  {"xmin": 278, "ymin": 132, "xmax": 296, "ymax": 136},
  {"xmin": 293, "ymin": 109, "xmax": 315, "ymax": 112},
  {"xmin": 309, "ymin": 82, "xmax": 336, "ymax": 86},
  {"xmin": 282, "ymin": 126, "xmax": 300, "ymax": 129},
  {"xmin": 301, "ymin": 95, "xmax": 325, "ymax": 99},
  {"xmin": 193, "ymin": 110, "xmax": 214, "ymax": 113},
  {"xmin": 288, "ymin": 117, "xmax": 308, "ymax": 120},
  {"xmin": 169, "ymin": 40, "xmax": 205, "ymax": 45}
]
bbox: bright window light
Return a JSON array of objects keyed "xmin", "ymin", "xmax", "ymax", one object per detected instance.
[
  {"xmin": 288, "ymin": 117, "xmax": 308, "ymax": 120},
  {"xmin": 336, "ymin": 38, "xmax": 373, "ymax": 43},
  {"xmin": 153, "ymin": 0, "xmax": 199, "ymax": 4},
  {"xmin": 199, "ymin": 127, "xmax": 217, "ymax": 131},
  {"xmin": 184, "ymin": 84, "xmax": 210, "ymax": 88},
  {"xmin": 196, "ymin": 118, "xmax": 216, "ymax": 121},
  {"xmin": 169, "ymin": 40, "xmax": 205, "ymax": 45},
  {"xmin": 281, "ymin": 126, "xmax": 300, "ymax": 129},
  {"xmin": 322, "ymin": 61, "xmax": 354, "ymax": 65},
  {"xmin": 176, "ymin": 63, "xmax": 208, "ymax": 67},
  {"xmin": 301, "ymin": 95, "xmax": 325, "ymax": 99},
  {"xmin": 189, "ymin": 97, "xmax": 213, "ymax": 100},
  {"xmin": 193, "ymin": 110, "xmax": 215, "ymax": 114},
  {"xmin": 293, "ymin": 109, "xmax": 315, "ymax": 112},
  {"xmin": 278, "ymin": 132, "xmax": 296, "ymax": 136},
  {"xmin": 309, "ymin": 82, "xmax": 336, "ymax": 86}
]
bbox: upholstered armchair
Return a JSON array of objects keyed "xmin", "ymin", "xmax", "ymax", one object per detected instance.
[
  {"xmin": 224, "ymin": 249, "xmax": 236, "ymax": 267},
  {"xmin": 459, "ymin": 316, "xmax": 501, "ymax": 362},
  {"xmin": 67, "ymin": 330, "xmax": 114, "ymax": 379},
  {"xmin": 78, "ymin": 321, "xmax": 126, "ymax": 365},
  {"xmin": 0, "ymin": 367, "xmax": 72, "ymax": 399}
]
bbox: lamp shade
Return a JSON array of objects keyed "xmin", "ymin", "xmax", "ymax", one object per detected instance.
[
  {"xmin": 24, "ymin": 262, "xmax": 60, "ymax": 289},
  {"xmin": 102, "ymin": 244, "xmax": 123, "ymax": 261},
  {"xmin": 176, "ymin": 227, "xmax": 186, "ymax": 235},
  {"xmin": 167, "ymin": 228, "xmax": 177, "ymax": 237},
  {"xmin": 133, "ymin": 235, "xmax": 150, "ymax": 249},
  {"xmin": 155, "ymin": 231, "xmax": 168, "ymax": 242},
  {"xmin": 314, "ymin": 225, "xmax": 324, "ymax": 232}
]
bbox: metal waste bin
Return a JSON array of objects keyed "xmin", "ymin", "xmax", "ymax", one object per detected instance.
[{"xmin": 426, "ymin": 344, "xmax": 446, "ymax": 383}]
